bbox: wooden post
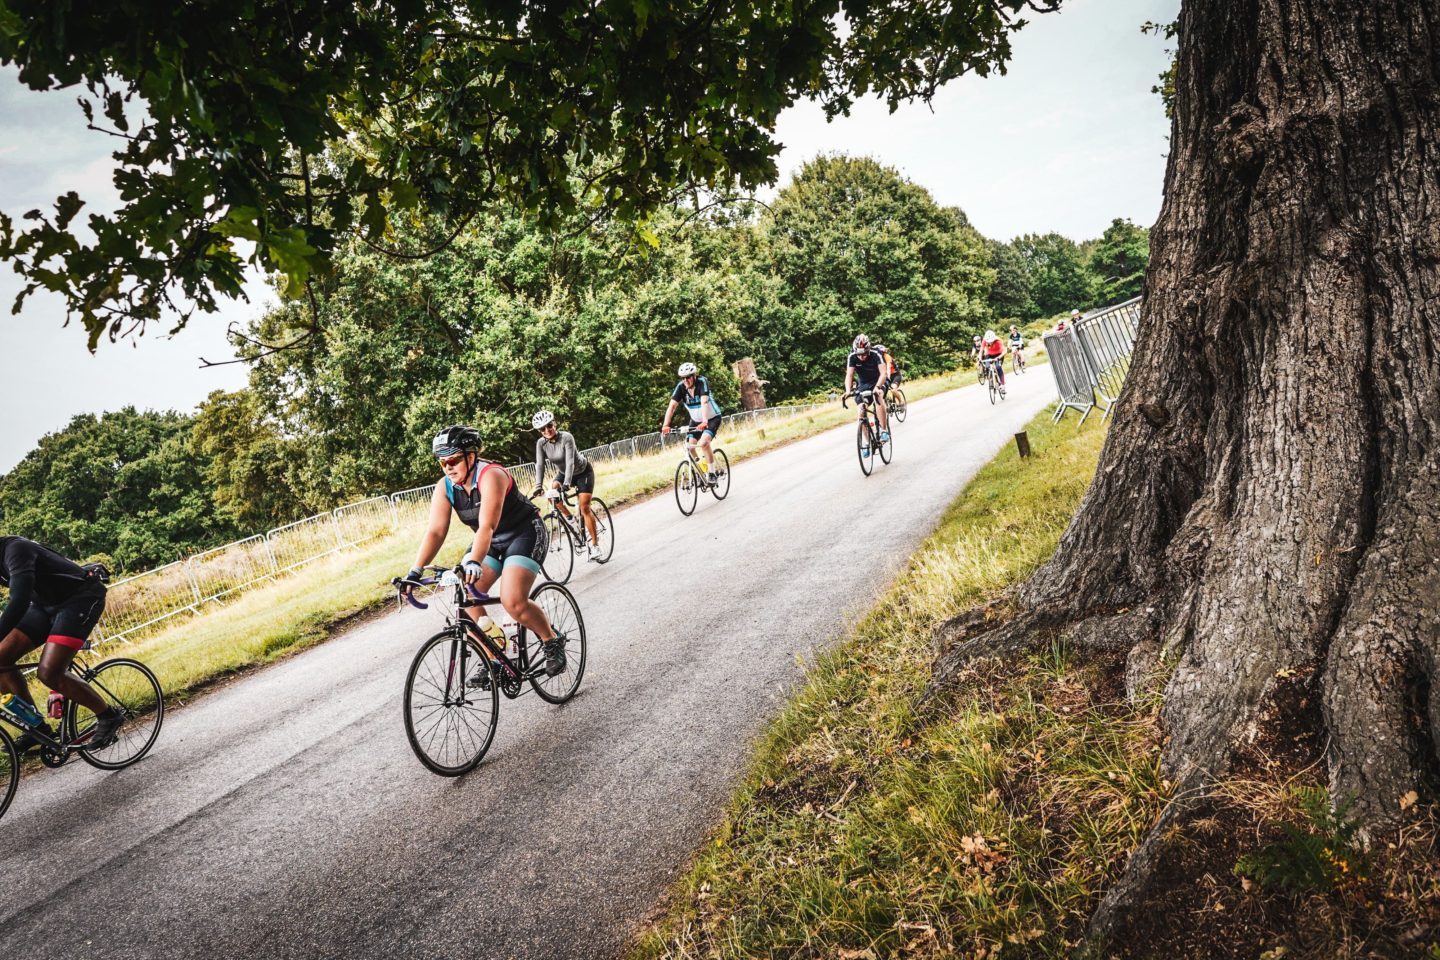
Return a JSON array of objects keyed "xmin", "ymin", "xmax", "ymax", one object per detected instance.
[
  {"xmin": 733, "ymin": 357, "xmax": 768, "ymax": 411},
  {"xmin": 1015, "ymin": 431, "xmax": 1032, "ymax": 458}
]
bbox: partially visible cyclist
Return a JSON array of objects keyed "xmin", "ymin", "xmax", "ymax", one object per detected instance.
[
  {"xmin": 661, "ymin": 362, "xmax": 723, "ymax": 483},
  {"xmin": 980, "ymin": 330, "xmax": 1008, "ymax": 388},
  {"xmin": 1008, "ymin": 325, "xmax": 1026, "ymax": 371},
  {"xmin": 401, "ymin": 425, "xmax": 567, "ymax": 685},
  {"xmin": 844, "ymin": 333, "xmax": 891, "ymax": 447},
  {"xmin": 530, "ymin": 410, "xmax": 602, "ymax": 562},
  {"xmin": 874, "ymin": 342, "xmax": 903, "ymax": 403},
  {"xmin": 0, "ymin": 537, "xmax": 124, "ymax": 754},
  {"xmin": 971, "ymin": 334, "xmax": 985, "ymax": 381}
]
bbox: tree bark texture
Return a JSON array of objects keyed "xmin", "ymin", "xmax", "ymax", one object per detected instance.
[
  {"xmin": 733, "ymin": 357, "xmax": 768, "ymax": 410},
  {"xmin": 933, "ymin": 0, "xmax": 1440, "ymax": 938}
]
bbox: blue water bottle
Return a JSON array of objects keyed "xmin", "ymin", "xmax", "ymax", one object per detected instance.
[{"xmin": 0, "ymin": 693, "xmax": 45, "ymax": 730}]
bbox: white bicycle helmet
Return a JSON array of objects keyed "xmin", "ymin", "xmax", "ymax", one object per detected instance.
[
  {"xmin": 852, "ymin": 333, "xmax": 870, "ymax": 351},
  {"xmin": 677, "ymin": 362, "xmax": 697, "ymax": 377},
  {"xmin": 531, "ymin": 409, "xmax": 555, "ymax": 430},
  {"xmin": 983, "ymin": 330, "xmax": 999, "ymax": 344}
]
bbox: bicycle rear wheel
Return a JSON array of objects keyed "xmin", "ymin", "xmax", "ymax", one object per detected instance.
[
  {"xmin": 892, "ymin": 389, "xmax": 907, "ymax": 422},
  {"xmin": 710, "ymin": 450, "xmax": 731, "ymax": 500},
  {"xmin": 523, "ymin": 582, "xmax": 587, "ymax": 704},
  {"xmin": 67, "ymin": 657, "xmax": 164, "ymax": 770},
  {"xmin": 403, "ymin": 630, "xmax": 499, "ymax": 776},
  {"xmin": 856, "ymin": 419, "xmax": 875, "ymax": 476},
  {"xmin": 0, "ymin": 728, "xmax": 17, "ymax": 821},
  {"xmin": 589, "ymin": 498, "xmax": 614, "ymax": 563},
  {"xmin": 675, "ymin": 459, "xmax": 699, "ymax": 515},
  {"xmin": 541, "ymin": 514, "xmax": 576, "ymax": 584},
  {"xmin": 877, "ymin": 412, "xmax": 894, "ymax": 464}
]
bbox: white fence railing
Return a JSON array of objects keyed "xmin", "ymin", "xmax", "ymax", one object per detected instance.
[{"xmin": 86, "ymin": 401, "xmax": 824, "ymax": 649}]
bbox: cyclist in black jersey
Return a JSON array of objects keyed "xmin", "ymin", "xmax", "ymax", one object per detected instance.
[
  {"xmin": 844, "ymin": 334, "xmax": 891, "ymax": 444},
  {"xmin": 400, "ymin": 425, "xmax": 568, "ymax": 679},
  {"xmin": 0, "ymin": 537, "xmax": 125, "ymax": 753}
]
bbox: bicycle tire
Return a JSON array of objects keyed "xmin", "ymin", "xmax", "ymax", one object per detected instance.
[
  {"xmin": 877, "ymin": 412, "xmax": 894, "ymax": 465},
  {"xmin": 0, "ymin": 727, "xmax": 17, "ymax": 821},
  {"xmin": 710, "ymin": 450, "xmax": 731, "ymax": 500},
  {"xmin": 523, "ymin": 582, "xmax": 587, "ymax": 704},
  {"xmin": 857, "ymin": 419, "xmax": 875, "ymax": 476},
  {"xmin": 590, "ymin": 497, "xmax": 615, "ymax": 563},
  {"xmin": 675, "ymin": 459, "xmax": 699, "ymax": 516},
  {"xmin": 403, "ymin": 630, "xmax": 499, "ymax": 776},
  {"xmin": 541, "ymin": 514, "xmax": 576, "ymax": 584},
  {"xmin": 65, "ymin": 657, "xmax": 165, "ymax": 770},
  {"xmin": 892, "ymin": 388, "xmax": 907, "ymax": 423},
  {"xmin": 987, "ymin": 375, "xmax": 998, "ymax": 405}
]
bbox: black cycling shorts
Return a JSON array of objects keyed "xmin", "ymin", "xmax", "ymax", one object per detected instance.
[
  {"xmin": 15, "ymin": 586, "xmax": 107, "ymax": 651},
  {"xmin": 480, "ymin": 515, "xmax": 549, "ymax": 576},
  {"xmin": 570, "ymin": 463, "xmax": 596, "ymax": 495},
  {"xmin": 687, "ymin": 415, "xmax": 722, "ymax": 440}
]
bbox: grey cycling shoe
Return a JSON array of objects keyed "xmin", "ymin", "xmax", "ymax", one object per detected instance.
[
  {"xmin": 466, "ymin": 663, "xmax": 493, "ymax": 691},
  {"xmin": 542, "ymin": 635, "xmax": 568, "ymax": 677},
  {"xmin": 11, "ymin": 724, "xmax": 55, "ymax": 755}
]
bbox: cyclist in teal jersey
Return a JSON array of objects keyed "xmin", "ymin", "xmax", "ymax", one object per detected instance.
[
  {"xmin": 400, "ymin": 425, "xmax": 567, "ymax": 681},
  {"xmin": 661, "ymin": 362, "xmax": 723, "ymax": 483}
]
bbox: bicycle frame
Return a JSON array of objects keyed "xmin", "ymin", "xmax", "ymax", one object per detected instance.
[
  {"xmin": 2, "ymin": 657, "xmax": 119, "ymax": 758},
  {"xmin": 399, "ymin": 567, "xmax": 549, "ymax": 698}
]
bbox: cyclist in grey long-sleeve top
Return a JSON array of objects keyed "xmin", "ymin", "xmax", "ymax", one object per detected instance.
[{"xmin": 531, "ymin": 411, "xmax": 603, "ymax": 561}]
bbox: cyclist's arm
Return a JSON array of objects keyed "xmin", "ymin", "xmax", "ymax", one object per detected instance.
[
  {"xmin": 844, "ymin": 365, "xmax": 855, "ymax": 396},
  {"xmin": 560, "ymin": 431, "xmax": 576, "ymax": 486},
  {"xmin": 466, "ymin": 468, "xmax": 509, "ymax": 567},
  {"xmin": 411, "ymin": 482, "xmax": 453, "ymax": 571},
  {"xmin": 533, "ymin": 438, "xmax": 547, "ymax": 492},
  {"xmin": 662, "ymin": 398, "xmax": 680, "ymax": 431},
  {"xmin": 0, "ymin": 542, "xmax": 37, "ymax": 640}
]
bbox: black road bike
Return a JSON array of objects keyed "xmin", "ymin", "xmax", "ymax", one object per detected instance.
[
  {"xmin": 394, "ymin": 565, "xmax": 586, "ymax": 776},
  {"xmin": 537, "ymin": 485, "xmax": 615, "ymax": 584},
  {"xmin": 844, "ymin": 389, "xmax": 893, "ymax": 477},
  {"xmin": 886, "ymin": 385, "xmax": 908, "ymax": 423},
  {"xmin": 0, "ymin": 653, "xmax": 165, "ymax": 821},
  {"xmin": 672, "ymin": 434, "xmax": 731, "ymax": 516}
]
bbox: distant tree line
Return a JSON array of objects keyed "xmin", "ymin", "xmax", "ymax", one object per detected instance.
[{"xmin": 0, "ymin": 155, "xmax": 1147, "ymax": 571}]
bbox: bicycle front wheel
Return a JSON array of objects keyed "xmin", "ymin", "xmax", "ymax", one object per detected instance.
[
  {"xmin": 590, "ymin": 498, "xmax": 614, "ymax": 563},
  {"xmin": 0, "ymin": 728, "xmax": 17, "ymax": 822},
  {"xmin": 893, "ymin": 389, "xmax": 908, "ymax": 422},
  {"xmin": 67, "ymin": 657, "xmax": 164, "ymax": 770},
  {"xmin": 523, "ymin": 582, "xmax": 587, "ymax": 704},
  {"xmin": 856, "ymin": 419, "xmax": 875, "ymax": 476},
  {"xmin": 710, "ymin": 450, "xmax": 731, "ymax": 500},
  {"xmin": 404, "ymin": 630, "xmax": 499, "ymax": 776},
  {"xmin": 987, "ymin": 376, "xmax": 998, "ymax": 404},
  {"xmin": 675, "ymin": 459, "xmax": 699, "ymax": 516},
  {"xmin": 542, "ymin": 514, "xmax": 576, "ymax": 584}
]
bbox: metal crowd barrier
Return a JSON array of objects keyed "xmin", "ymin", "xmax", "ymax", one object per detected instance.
[{"xmin": 1044, "ymin": 296, "xmax": 1142, "ymax": 426}]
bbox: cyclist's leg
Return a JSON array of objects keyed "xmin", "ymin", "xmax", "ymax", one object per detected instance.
[
  {"xmin": 496, "ymin": 519, "xmax": 554, "ymax": 641},
  {"xmin": 697, "ymin": 418, "xmax": 719, "ymax": 466},
  {"xmin": 0, "ymin": 618, "xmax": 45, "ymax": 707},
  {"xmin": 577, "ymin": 492, "xmax": 598, "ymax": 543},
  {"xmin": 997, "ymin": 359, "xmax": 1006, "ymax": 386},
  {"xmin": 35, "ymin": 590, "xmax": 111, "ymax": 718},
  {"xmin": 574, "ymin": 466, "xmax": 599, "ymax": 542}
]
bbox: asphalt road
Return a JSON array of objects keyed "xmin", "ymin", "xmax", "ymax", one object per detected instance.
[{"xmin": 0, "ymin": 370, "xmax": 1054, "ymax": 960}]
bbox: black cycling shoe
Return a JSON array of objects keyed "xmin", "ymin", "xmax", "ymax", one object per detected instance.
[
  {"xmin": 85, "ymin": 708, "xmax": 125, "ymax": 751},
  {"xmin": 466, "ymin": 663, "xmax": 494, "ymax": 691},
  {"xmin": 542, "ymin": 635, "xmax": 568, "ymax": 677}
]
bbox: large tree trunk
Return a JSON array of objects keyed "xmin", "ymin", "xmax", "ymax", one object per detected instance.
[{"xmin": 933, "ymin": 0, "xmax": 1440, "ymax": 941}]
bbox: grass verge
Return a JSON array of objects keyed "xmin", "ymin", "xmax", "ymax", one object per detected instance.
[
  {"xmin": 626, "ymin": 406, "xmax": 1174, "ymax": 959},
  {"xmin": 16, "ymin": 366, "xmax": 991, "ymax": 712}
]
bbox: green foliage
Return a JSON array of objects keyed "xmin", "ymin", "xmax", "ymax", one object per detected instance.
[
  {"xmin": 1087, "ymin": 218, "xmax": 1149, "ymax": 304},
  {"xmin": 0, "ymin": 0, "xmax": 1057, "ymax": 346},
  {"xmin": 1142, "ymin": 20, "xmax": 1179, "ymax": 120},
  {"xmin": 740, "ymin": 155, "xmax": 995, "ymax": 400},
  {"xmin": 1011, "ymin": 232, "xmax": 1094, "ymax": 318},
  {"xmin": 1234, "ymin": 787, "xmax": 1370, "ymax": 895},
  {"xmin": 190, "ymin": 390, "xmax": 309, "ymax": 528},
  {"xmin": 0, "ymin": 408, "xmax": 241, "ymax": 571}
]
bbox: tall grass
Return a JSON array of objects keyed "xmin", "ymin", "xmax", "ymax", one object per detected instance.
[{"xmin": 628, "ymin": 406, "xmax": 1167, "ymax": 959}]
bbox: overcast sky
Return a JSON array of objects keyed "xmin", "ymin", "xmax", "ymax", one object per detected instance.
[{"xmin": 0, "ymin": 0, "xmax": 1178, "ymax": 472}]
